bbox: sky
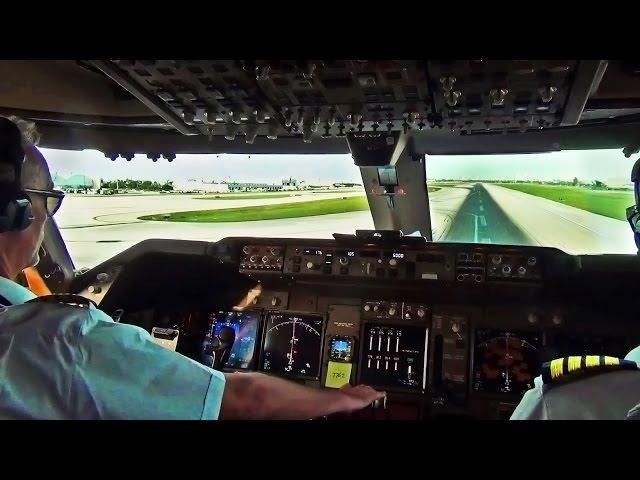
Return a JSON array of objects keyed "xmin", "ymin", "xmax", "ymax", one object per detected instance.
[{"xmin": 41, "ymin": 147, "xmax": 635, "ymax": 187}]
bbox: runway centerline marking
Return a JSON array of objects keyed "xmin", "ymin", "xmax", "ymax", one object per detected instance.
[{"xmin": 473, "ymin": 214, "xmax": 479, "ymax": 243}]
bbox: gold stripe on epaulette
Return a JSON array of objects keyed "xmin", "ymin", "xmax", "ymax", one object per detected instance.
[
  {"xmin": 585, "ymin": 355, "xmax": 600, "ymax": 367},
  {"xmin": 568, "ymin": 356, "xmax": 581, "ymax": 372},
  {"xmin": 604, "ymin": 356, "xmax": 619, "ymax": 366},
  {"xmin": 550, "ymin": 358, "xmax": 564, "ymax": 379}
]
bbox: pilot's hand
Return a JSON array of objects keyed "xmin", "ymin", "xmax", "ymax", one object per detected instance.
[{"xmin": 337, "ymin": 384, "xmax": 386, "ymax": 412}]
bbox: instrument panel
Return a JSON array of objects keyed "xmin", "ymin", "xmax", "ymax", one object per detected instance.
[
  {"xmin": 86, "ymin": 237, "xmax": 640, "ymax": 420},
  {"xmin": 241, "ymin": 243, "xmax": 543, "ymax": 284},
  {"xmin": 472, "ymin": 329, "xmax": 541, "ymax": 395},
  {"xmin": 260, "ymin": 311, "xmax": 325, "ymax": 380}
]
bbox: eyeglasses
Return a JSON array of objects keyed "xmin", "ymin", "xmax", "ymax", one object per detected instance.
[{"xmin": 23, "ymin": 188, "xmax": 65, "ymax": 217}]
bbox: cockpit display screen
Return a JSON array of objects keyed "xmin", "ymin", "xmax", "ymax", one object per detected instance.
[
  {"xmin": 208, "ymin": 310, "xmax": 261, "ymax": 369},
  {"xmin": 260, "ymin": 312, "xmax": 325, "ymax": 379},
  {"xmin": 472, "ymin": 329, "xmax": 541, "ymax": 395}
]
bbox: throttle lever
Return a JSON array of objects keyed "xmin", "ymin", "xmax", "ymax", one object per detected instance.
[{"xmin": 372, "ymin": 395, "xmax": 388, "ymax": 410}]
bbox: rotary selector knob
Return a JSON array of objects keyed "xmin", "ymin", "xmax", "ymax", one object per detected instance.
[
  {"xmin": 339, "ymin": 257, "xmax": 349, "ymax": 266},
  {"xmin": 250, "ymin": 255, "xmax": 258, "ymax": 263},
  {"xmin": 306, "ymin": 261, "xmax": 315, "ymax": 270},
  {"xmin": 492, "ymin": 255, "xmax": 502, "ymax": 265},
  {"xmin": 388, "ymin": 307, "xmax": 396, "ymax": 316},
  {"xmin": 269, "ymin": 247, "xmax": 279, "ymax": 256},
  {"xmin": 373, "ymin": 305, "xmax": 380, "ymax": 313},
  {"xmin": 87, "ymin": 285, "xmax": 102, "ymax": 294},
  {"xmin": 243, "ymin": 246, "xmax": 251, "ymax": 254},
  {"xmin": 389, "ymin": 258, "xmax": 398, "ymax": 267},
  {"xmin": 417, "ymin": 308, "xmax": 426, "ymax": 318},
  {"xmin": 262, "ymin": 256, "xmax": 269, "ymax": 263},
  {"xmin": 364, "ymin": 304, "xmax": 371, "ymax": 312},
  {"xmin": 96, "ymin": 272, "xmax": 110, "ymax": 283},
  {"xmin": 502, "ymin": 265, "xmax": 511, "ymax": 274}
]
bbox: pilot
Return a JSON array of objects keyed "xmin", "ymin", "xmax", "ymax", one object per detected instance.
[
  {"xmin": 0, "ymin": 116, "xmax": 385, "ymax": 420},
  {"xmin": 510, "ymin": 347, "xmax": 640, "ymax": 420}
]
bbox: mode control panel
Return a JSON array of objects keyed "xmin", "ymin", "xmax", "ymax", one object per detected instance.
[
  {"xmin": 487, "ymin": 253, "xmax": 541, "ymax": 282},
  {"xmin": 284, "ymin": 246, "xmax": 334, "ymax": 275},
  {"xmin": 282, "ymin": 245, "xmax": 455, "ymax": 282},
  {"xmin": 239, "ymin": 245, "xmax": 284, "ymax": 273}
]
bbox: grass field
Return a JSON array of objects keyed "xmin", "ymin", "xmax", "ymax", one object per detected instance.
[
  {"xmin": 494, "ymin": 183, "xmax": 634, "ymax": 221},
  {"xmin": 140, "ymin": 196, "xmax": 370, "ymax": 222}
]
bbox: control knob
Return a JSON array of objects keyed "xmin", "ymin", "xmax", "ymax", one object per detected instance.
[
  {"xmin": 271, "ymin": 297, "xmax": 280, "ymax": 307},
  {"xmin": 96, "ymin": 272, "xmax": 111, "ymax": 283},
  {"xmin": 388, "ymin": 307, "xmax": 396, "ymax": 316},
  {"xmin": 87, "ymin": 285, "xmax": 102, "ymax": 294},
  {"xmin": 364, "ymin": 304, "xmax": 371, "ymax": 312},
  {"xmin": 269, "ymin": 247, "xmax": 279, "ymax": 256},
  {"xmin": 417, "ymin": 308, "xmax": 426, "ymax": 318},
  {"xmin": 388, "ymin": 258, "xmax": 398, "ymax": 267},
  {"xmin": 306, "ymin": 261, "xmax": 315, "ymax": 270},
  {"xmin": 250, "ymin": 255, "xmax": 258, "ymax": 263},
  {"xmin": 373, "ymin": 305, "xmax": 380, "ymax": 313},
  {"xmin": 242, "ymin": 246, "xmax": 251, "ymax": 254},
  {"xmin": 502, "ymin": 265, "xmax": 511, "ymax": 274},
  {"xmin": 451, "ymin": 322, "xmax": 461, "ymax": 333},
  {"xmin": 492, "ymin": 255, "xmax": 502, "ymax": 265},
  {"xmin": 339, "ymin": 257, "xmax": 349, "ymax": 266}
]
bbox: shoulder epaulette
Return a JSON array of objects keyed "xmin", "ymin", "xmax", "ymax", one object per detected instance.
[{"xmin": 541, "ymin": 355, "xmax": 639, "ymax": 385}]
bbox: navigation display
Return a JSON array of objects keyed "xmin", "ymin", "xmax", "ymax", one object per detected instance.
[
  {"xmin": 472, "ymin": 329, "xmax": 541, "ymax": 395},
  {"xmin": 208, "ymin": 310, "xmax": 261, "ymax": 369},
  {"xmin": 260, "ymin": 312, "xmax": 325, "ymax": 379}
]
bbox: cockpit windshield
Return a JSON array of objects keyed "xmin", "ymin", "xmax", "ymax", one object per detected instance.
[
  {"xmin": 45, "ymin": 146, "xmax": 637, "ymax": 269},
  {"xmin": 45, "ymin": 149, "xmax": 373, "ymax": 269},
  {"xmin": 426, "ymin": 148, "xmax": 637, "ymax": 255}
]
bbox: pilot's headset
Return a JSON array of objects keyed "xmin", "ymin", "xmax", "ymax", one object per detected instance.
[{"xmin": 0, "ymin": 117, "xmax": 33, "ymax": 233}]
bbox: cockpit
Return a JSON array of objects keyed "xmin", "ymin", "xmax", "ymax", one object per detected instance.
[{"xmin": 3, "ymin": 59, "xmax": 640, "ymax": 420}]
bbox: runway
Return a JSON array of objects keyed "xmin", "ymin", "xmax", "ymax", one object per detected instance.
[{"xmin": 54, "ymin": 184, "xmax": 637, "ymax": 269}]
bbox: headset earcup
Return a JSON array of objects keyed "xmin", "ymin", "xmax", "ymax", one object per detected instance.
[
  {"xmin": 13, "ymin": 193, "xmax": 34, "ymax": 231},
  {"xmin": 0, "ymin": 191, "xmax": 33, "ymax": 233}
]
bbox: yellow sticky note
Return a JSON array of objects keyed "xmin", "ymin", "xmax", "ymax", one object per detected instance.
[{"xmin": 325, "ymin": 361, "xmax": 353, "ymax": 389}]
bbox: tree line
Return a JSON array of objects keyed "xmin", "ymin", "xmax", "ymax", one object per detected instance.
[{"xmin": 100, "ymin": 179, "xmax": 174, "ymax": 191}]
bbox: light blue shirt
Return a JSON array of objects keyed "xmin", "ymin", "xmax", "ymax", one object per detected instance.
[{"xmin": 0, "ymin": 277, "xmax": 226, "ymax": 419}]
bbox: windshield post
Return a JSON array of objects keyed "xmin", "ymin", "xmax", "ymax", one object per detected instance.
[{"xmin": 349, "ymin": 132, "xmax": 433, "ymax": 240}]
